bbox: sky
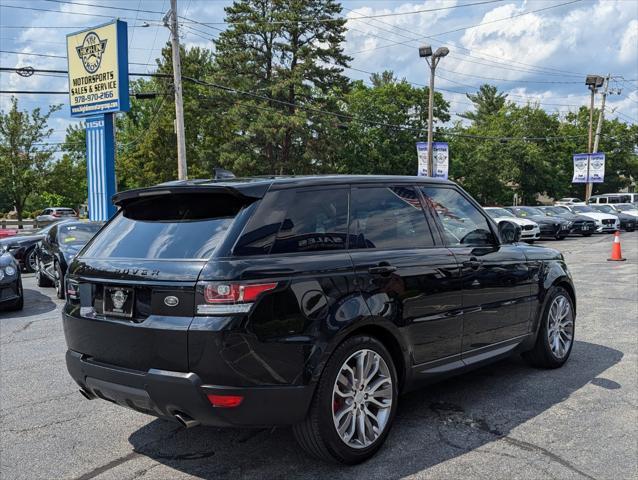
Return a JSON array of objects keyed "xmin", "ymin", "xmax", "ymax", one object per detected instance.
[{"xmin": 0, "ymin": 0, "xmax": 637, "ymax": 149}]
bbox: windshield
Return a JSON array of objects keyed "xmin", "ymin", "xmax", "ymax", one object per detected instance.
[
  {"xmin": 82, "ymin": 193, "xmax": 246, "ymax": 259},
  {"xmin": 615, "ymin": 204, "xmax": 635, "ymax": 212},
  {"xmin": 511, "ymin": 207, "xmax": 543, "ymax": 217},
  {"xmin": 572, "ymin": 205, "xmax": 595, "ymax": 213},
  {"xmin": 59, "ymin": 224, "xmax": 101, "ymax": 247},
  {"xmin": 485, "ymin": 208, "xmax": 514, "ymax": 218},
  {"xmin": 593, "ymin": 205, "xmax": 614, "ymax": 213}
]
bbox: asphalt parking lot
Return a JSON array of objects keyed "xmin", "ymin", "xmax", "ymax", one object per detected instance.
[{"xmin": 1, "ymin": 233, "xmax": 637, "ymax": 480}]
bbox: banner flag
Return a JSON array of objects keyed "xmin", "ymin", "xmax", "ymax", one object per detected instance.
[
  {"xmin": 572, "ymin": 153, "xmax": 605, "ymax": 183},
  {"xmin": 416, "ymin": 142, "xmax": 449, "ymax": 179}
]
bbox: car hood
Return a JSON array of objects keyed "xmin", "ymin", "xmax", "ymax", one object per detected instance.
[
  {"xmin": 61, "ymin": 244, "xmax": 84, "ymax": 262},
  {"xmin": 0, "ymin": 234, "xmax": 43, "ymax": 247},
  {"xmin": 524, "ymin": 215, "xmax": 560, "ymax": 224},
  {"xmin": 576, "ymin": 212, "xmax": 617, "ymax": 221},
  {"xmin": 492, "ymin": 216, "xmax": 537, "ymax": 227},
  {"xmin": 0, "ymin": 252, "xmax": 18, "ymax": 268}
]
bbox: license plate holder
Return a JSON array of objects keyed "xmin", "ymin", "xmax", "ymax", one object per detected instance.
[{"xmin": 103, "ymin": 286, "xmax": 134, "ymax": 318}]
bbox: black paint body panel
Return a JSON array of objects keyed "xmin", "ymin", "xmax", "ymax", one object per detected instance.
[{"xmin": 62, "ymin": 176, "xmax": 576, "ymax": 427}]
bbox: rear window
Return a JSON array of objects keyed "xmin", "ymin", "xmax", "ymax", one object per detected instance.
[
  {"xmin": 82, "ymin": 194, "xmax": 245, "ymax": 259},
  {"xmin": 59, "ymin": 224, "xmax": 101, "ymax": 246}
]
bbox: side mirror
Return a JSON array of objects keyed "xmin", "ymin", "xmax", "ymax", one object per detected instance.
[{"xmin": 498, "ymin": 220, "xmax": 521, "ymax": 244}]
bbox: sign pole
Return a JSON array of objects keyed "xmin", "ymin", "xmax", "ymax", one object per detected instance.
[
  {"xmin": 85, "ymin": 114, "xmax": 117, "ymax": 221},
  {"xmin": 67, "ymin": 20, "xmax": 129, "ymax": 221}
]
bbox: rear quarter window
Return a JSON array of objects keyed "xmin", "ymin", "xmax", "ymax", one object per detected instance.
[
  {"xmin": 233, "ymin": 188, "xmax": 349, "ymax": 255},
  {"xmin": 83, "ymin": 193, "xmax": 246, "ymax": 259}
]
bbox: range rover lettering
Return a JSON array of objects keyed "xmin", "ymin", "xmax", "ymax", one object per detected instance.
[{"xmin": 62, "ymin": 176, "xmax": 576, "ymax": 464}]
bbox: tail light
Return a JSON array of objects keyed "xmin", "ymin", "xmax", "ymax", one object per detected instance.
[
  {"xmin": 66, "ymin": 279, "xmax": 80, "ymax": 301},
  {"xmin": 196, "ymin": 282, "xmax": 277, "ymax": 315},
  {"xmin": 207, "ymin": 393, "xmax": 244, "ymax": 408}
]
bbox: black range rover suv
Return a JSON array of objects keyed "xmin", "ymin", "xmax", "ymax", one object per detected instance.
[{"xmin": 63, "ymin": 176, "xmax": 576, "ymax": 464}]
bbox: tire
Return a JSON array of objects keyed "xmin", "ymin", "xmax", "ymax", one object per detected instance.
[
  {"xmin": 293, "ymin": 335, "xmax": 398, "ymax": 464},
  {"xmin": 522, "ymin": 286, "xmax": 575, "ymax": 369},
  {"xmin": 36, "ymin": 260, "xmax": 54, "ymax": 288},
  {"xmin": 55, "ymin": 262, "xmax": 65, "ymax": 299},
  {"xmin": 24, "ymin": 248, "xmax": 37, "ymax": 273}
]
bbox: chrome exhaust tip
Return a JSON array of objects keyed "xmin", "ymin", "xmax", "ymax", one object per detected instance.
[
  {"xmin": 79, "ymin": 387, "xmax": 96, "ymax": 400},
  {"xmin": 174, "ymin": 412, "xmax": 200, "ymax": 429}
]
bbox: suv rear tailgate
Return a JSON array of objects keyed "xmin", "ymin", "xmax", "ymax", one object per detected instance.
[
  {"xmin": 63, "ymin": 259, "xmax": 206, "ymax": 372},
  {"xmin": 62, "ymin": 189, "xmax": 262, "ymax": 373}
]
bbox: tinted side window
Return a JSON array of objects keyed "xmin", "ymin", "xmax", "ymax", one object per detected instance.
[
  {"xmin": 270, "ymin": 188, "xmax": 349, "ymax": 254},
  {"xmin": 350, "ymin": 186, "xmax": 434, "ymax": 250},
  {"xmin": 420, "ymin": 187, "xmax": 495, "ymax": 247},
  {"xmin": 233, "ymin": 191, "xmax": 289, "ymax": 256}
]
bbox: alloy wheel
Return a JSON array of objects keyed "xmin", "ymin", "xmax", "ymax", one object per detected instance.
[
  {"xmin": 27, "ymin": 250, "xmax": 37, "ymax": 272},
  {"xmin": 547, "ymin": 295, "xmax": 574, "ymax": 359},
  {"xmin": 331, "ymin": 349, "xmax": 393, "ymax": 449}
]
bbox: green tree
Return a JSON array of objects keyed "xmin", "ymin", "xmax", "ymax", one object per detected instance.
[
  {"xmin": 0, "ymin": 97, "xmax": 61, "ymax": 221},
  {"xmin": 460, "ymin": 84, "xmax": 508, "ymax": 125},
  {"xmin": 116, "ymin": 45, "xmax": 219, "ymax": 188},
  {"xmin": 338, "ymin": 76, "xmax": 450, "ymax": 175},
  {"xmin": 213, "ymin": 0, "xmax": 351, "ymax": 175}
]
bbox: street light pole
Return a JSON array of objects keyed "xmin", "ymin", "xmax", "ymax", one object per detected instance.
[
  {"xmin": 165, "ymin": 0, "xmax": 188, "ymax": 180},
  {"xmin": 420, "ymin": 45, "xmax": 449, "ymax": 177}
]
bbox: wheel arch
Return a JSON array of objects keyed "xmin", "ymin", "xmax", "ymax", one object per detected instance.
[{"xmin": 339, "ymin": 323, "xmax": 408, "ymax": 392}]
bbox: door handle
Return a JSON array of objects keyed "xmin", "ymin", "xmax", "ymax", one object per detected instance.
[
  {"xmin": 368, "ymin": 264, "xmax": 397, "ymax": 275},
  {"xmin": 463, "ymin": 257, "xmax": 482, "ymax": 269}
]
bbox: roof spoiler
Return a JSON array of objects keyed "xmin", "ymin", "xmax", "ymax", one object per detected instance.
[{"xmin": 112, "ymin": 183, "xmax": 268, "ymax": 208}]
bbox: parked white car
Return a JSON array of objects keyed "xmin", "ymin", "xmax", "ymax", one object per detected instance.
[
  {"xmin": 555, "ymin": 197, "xmax": 585, "ymax": 206},
  {"xmin": 484, "ymin": 207, "xmax": 540, "ymax": 242},
  {"xmin": 35, "ymin": 207, "xmax": 78, "ymax": 225},
  {"xmin": 558, "ymin": 205, "xmax": 619, "ymax": 233},
  {"xmin": 613, "ymin": 203, "xmax": 638, "ymax": 218}
]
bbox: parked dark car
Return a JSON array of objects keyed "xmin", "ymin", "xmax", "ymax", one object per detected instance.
[
  {"xmin": 35, "ymin": 221, "xmax": 103, "ymax": 299},
  {"xmin": 0, "ymin": 252, "xmax": 23, "ymax": 311},
  {"xmin": 62, "ymin": 176, "xmax": 576, "ymax": 464},
  {"xmin": 0, "ymin": 221, "xmax": 71, "ymax": 272},
  {"xmin": 506, "ymin": 206, "xmax": 571, "ymax": 240},
  {"xmin": 590, "ymin": 205, "xmax": 636, "ymax": 232},
  {"xmin": 536, "ymin": 206, "xmax": 595, "ymax": 236}
]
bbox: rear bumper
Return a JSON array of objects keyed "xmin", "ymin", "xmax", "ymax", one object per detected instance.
[{"xmin": 66, "ymin": 349, "xmax": 314, "ymax": 427}]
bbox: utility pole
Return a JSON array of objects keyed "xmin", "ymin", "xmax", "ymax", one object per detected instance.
[
  {"xmin": 419, "ymin": 45, "xmax": 449, "ymax": 176},
  {"xmin": 165, "ymin": 0, "xmax": 187, "ymax": 180},
  {"xmin": 584, "ymin": 75, "xmax": 604, "ymax": 200},
  {"xmin": 585, "ymin": 75, "xmax": 610, "ymax": 199}
]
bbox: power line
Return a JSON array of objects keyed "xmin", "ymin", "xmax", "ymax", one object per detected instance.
[
  {"xmin": 194, "ymin": 0, "xmax": 503, "ymax": 26},
  {"xmin": 0, "ymin": 3, "xmax": 162, "ymax": 25},
  {"xmin": 342, "ymin": 6, "xmax": 586, "ymax": 79},
  {"xmin": 0, "ymin": 50, "xmax": 160, "ymax": 67},
  {"xmin": 42, "ymin": 0, "xmax": 165, "ymax": 15},
  {"xmin": 349, "ymin": 0, "xmax": 584, "ymax": 62}
]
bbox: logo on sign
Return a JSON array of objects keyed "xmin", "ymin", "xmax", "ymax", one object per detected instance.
[
  {"xmin": 111, "ymin": 289, "xmax": 128, "ymax": 311},
  {"xmin": 76, "ymin": 31, "xmax": 107, "ymax": 74}
]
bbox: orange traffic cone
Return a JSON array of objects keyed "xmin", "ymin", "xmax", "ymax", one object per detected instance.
[{"xmin": 607, "ymin": 231, "xmax": 626, "ymax": 262}]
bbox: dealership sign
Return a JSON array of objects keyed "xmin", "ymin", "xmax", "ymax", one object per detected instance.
[
  {"xmin": 572, "ymin": 153, "xmax": 605, "ymax": 183},
  {"xmin": 66, "ymin": 20, "xmax": 129, "ymax": 117},
  {"xmin": 416, "ymin": 142, "xmax": 449, "ymax": 179}
]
